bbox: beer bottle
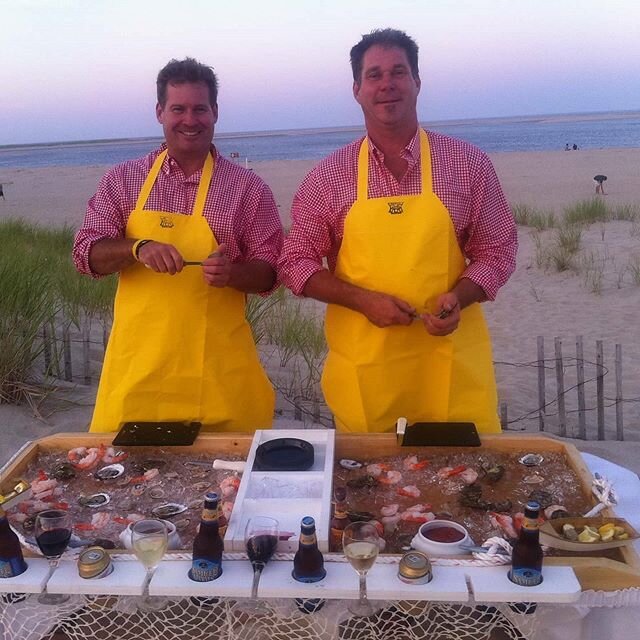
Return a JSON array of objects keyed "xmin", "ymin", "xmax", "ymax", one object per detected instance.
[
  {"xmin": 508, "ymin": 500, "xmax": 543, "ymax": 587},
  {"xmin": 330, "ymin": 486, "xmax": 349, "ymax": 552},
  {"xmin": 292, "ymin": 516, "xmax": 326, "ymax": 583},
  {"xmin": 188, "ymin": 492, "xmax": 223, "ymax": 582},
  {"xmin": 0, "ymin": 506, "xmax": 28, "ymax": 578}
]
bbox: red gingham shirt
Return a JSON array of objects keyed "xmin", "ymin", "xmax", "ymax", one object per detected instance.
[
  {"xmin": 279, "ymin": 129, "xmax": 517, "ymax": 300},
  {"xmin": 73, "ymin": 144, "xmax": 283, "ymax": 278}
]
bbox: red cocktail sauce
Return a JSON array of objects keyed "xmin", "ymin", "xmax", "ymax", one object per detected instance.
[{"xmin": 422, "ymin": 526, "xmax": 465, "ymax": 543}]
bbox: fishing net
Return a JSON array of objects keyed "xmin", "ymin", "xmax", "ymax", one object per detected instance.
[{"xmin": 0, "ymin": 593, "xmax": 542, "ymax": 640}]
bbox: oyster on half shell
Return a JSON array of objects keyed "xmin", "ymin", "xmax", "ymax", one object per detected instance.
[
  {"xmin": 152, "ymin": 503, "xmax": 187, "ymax": 519},
  {"xmin": 94, "ymin": 464, "xmax": 125, "ymax": 480}
]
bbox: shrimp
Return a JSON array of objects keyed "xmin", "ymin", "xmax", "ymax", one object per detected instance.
[
  {"xmin": 129, "ymin": 468, "xmax": 160, "ymax": 484},
  {"xmin": 114, "ymin": 513, "xmax": 145, "ymax": 525},
  {"xmin": 220, "ymin": 475, "xmax": 241, "ymax": 497},
  {"xmin": 221, "ymin": 500, "xmax": 234, "ymax": 522},
  {"xmin": 101, "ymin": 446, "xmax": 128, "ymax": 464},
  {"xmin": 459, "ymin": 468, "xmax": 479, "ymax": 485},
  {"xmin": 397, "ymin": 485, "xmax": 421, "ymax": 498},
  {"xmin": 400, "ymin": 510, "xmax": 435, "ymax": 524},
  {"xmin": 75, "ymin": 512, "xmax": 111, "ymax": 531},
  {"xmin": 378, "ymin": 470, "xmax": 402, "ymax": 485},
  {"xmin": 381, "ymin": 514, "xmax": 402, "ymax": 534},
  {"xmin": 437, "ymin": 465, "xmax": 467, "ymax": 479},
  {"xmin": 366, "ymin": 463, "xmax": 390, "ymax": 477},
  {"xmin": 490, "ymin": 513, "xmax": 517, "ymax": 539},
  {"xmin": 68, "ymin": 446, "xmax": 104, "ymax": 470},
  {"xmin": 380, "ymin": 503, "xmax": 400, "ymax": 517},
  {"xmin": 31, "ymin": 477, "xmax": 58, "ymax": 495},
  {"xmin": 368, "ymin": 519, "xmax": 384, "ymax": 537},
  {"xmin": 403, "ymin": 455, "xmax": 429, "ymax": 471},
  {"xmin": 404, "ymin": 503, "xmax": 432, "ymax": 513}
]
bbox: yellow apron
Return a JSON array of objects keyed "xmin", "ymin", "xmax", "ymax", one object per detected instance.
[
  {"xmin": 322, "ymin": 130, "xmax": 500, "ymax": 433},
  {"xmin": 90, "ymin": 150, "xmax": 274, "ymax": 432}
]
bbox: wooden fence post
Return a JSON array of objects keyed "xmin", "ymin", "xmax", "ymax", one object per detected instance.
[
  {"xmin": 537, "ymin": 336, "xmax": 545, "ymax": 432},
  {"xmin": 42, "ymin": 324, "xmax": 52, "ymax": 374},
  {"xmin": 596, "ymin": 340, "xmax": 605, "ymax": 440},
  {"xmin": 554, "ymin": 337, "xmax": 567, "ymax": 437},
  {"xmin": 62, "ymin": 323, "xmax": 73, "ymax": 382},
  {"xmin": 576, "ymin": 336, "xmax": 587, "ymax": 440},
  {"xmin": 615, "ymin": 343, "xmax": 624, "ymax": 441},
  {"xmin": 82, "ymin": 318, "xmax": 91, "ymax": 385}
]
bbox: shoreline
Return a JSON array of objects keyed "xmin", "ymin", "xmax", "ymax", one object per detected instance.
[{"xmin": 1, "ymin": 148, "xmax": 639, "ymax": 229}]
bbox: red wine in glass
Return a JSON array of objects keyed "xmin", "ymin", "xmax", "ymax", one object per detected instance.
[
  {"xmin": 36, "ymin": 528, "xmax": 72, "ymax": 557},
  {"xmin": 34, "ymin": 509, "xmax": 73, "ymax": 605},
  {"xmin": 246, "ymin": 534, "xmax": 278, "ymax": 565}
]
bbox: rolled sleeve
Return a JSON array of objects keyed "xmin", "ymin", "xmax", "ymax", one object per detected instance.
[
  {"xmin": 278, "ymin": 177, "xmax": 338, "ymax": 296},
  {"xmin": 459, "ymin": 155, "xmax": 517, "ymax": 301},
  {"xmin": 72, "ymin": 168, "xmax": 129, "ymax": 278}
]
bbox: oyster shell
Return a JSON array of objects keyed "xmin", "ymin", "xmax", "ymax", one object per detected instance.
[
  {"xmin": 519, "ymin": 453, "xmax": 544, "ymax": 467},
  {"xmin": 152, "ymin": 503, "xmax": 187, "ymax": 519},
  {"xmin": 94, "ymin": 464, "xmax": 125, "ymax": 480},
  {"xmin": 340, "ymin": 459, "xmax": 363, "ymax": 470},
  {"xmin": 78, "ymin": 493, "xmax": 111, "ymax": 508},
  {"xmin": 149, "ymin": 487, "xmax": 165, "ymax": 500}
]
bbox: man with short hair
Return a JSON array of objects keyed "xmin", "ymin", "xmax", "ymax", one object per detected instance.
[
  {"xmin": 74, "ymin": 57, "xmax": 283, "ymax": 433},
  {"xmin": 279, "ymin": 29, "xmax": 517, "ymax": 433}
]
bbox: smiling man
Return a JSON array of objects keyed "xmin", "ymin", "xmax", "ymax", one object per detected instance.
[
  {"xmin": 279, "ymin": 29, "xmax": 517, "ymax": 433},
  {"xmin": 73, "ymin": 57, "xmax": 283, "ymax": 433}
]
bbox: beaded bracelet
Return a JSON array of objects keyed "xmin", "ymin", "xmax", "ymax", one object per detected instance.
[{"xmin": 131, "ymin": 239, "xmax": 152, "ymax": 261}]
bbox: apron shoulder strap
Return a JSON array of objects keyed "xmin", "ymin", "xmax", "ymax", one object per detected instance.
[
  {"xmin": 356, "ymin": 130, "xmax": 433, "ymax": 199},
  {"xmin": 419, "ymin": 129, "xmax": 433, "ymax": 194},
  {"xmin": 193, "ymin": 152, "xmax": 215, "ymax": 218},
  {"xmin": 134, "ymin": 150, "xmax": 168, "ymax": 211}
]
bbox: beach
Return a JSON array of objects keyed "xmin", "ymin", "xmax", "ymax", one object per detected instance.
[{"xmin": 1, "ymin": 147, "xmax": 640, "ymax": 474}]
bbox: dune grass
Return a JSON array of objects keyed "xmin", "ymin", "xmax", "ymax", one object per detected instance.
[
  {"xmin": 512, "ymin": 204, "xmax": 555, "ymax": 230},
  {"xmin": 0, "ymin": 219, "xmax": 117, "ymax": 405}
]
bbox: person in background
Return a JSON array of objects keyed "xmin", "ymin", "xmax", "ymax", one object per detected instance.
[
  {"xmin": 73, "ymin": 57, "xmax": 283, "ymax": 433},
  {"xmin": 594, "ymin": 174, "xmax": 607, "ymax": 195},
  {"xmin": 279, "ymin": 28, "xmax": 517, "ymax": 433}
]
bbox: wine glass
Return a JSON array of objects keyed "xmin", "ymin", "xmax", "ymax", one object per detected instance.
[
  {"xmin": 343, "ymin": 521, "xmax": 380, "ymax": 617},
  {"xmin": 35, "ymin": 509, "xmax": 72, "ymax": 605},
  {"xmin": 131, "ymin": 519, "xmax": 168, "ymax": 611},
  {"xmin": 244, "ymin": 516, "xmax": 279, "ymax": 610}
]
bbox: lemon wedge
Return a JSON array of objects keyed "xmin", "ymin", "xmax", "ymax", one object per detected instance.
[{"xmin": 578, "ymin": 526, "xmax": 600, "ymax": 543}]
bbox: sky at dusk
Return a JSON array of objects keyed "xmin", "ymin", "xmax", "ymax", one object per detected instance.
[{"xmin": 2, "ymin": 0, "xmax": 639, "ymax": 145}]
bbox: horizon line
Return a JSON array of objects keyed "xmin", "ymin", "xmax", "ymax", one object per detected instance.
[{"xmin": 1, "ymin": 108, "xmax": 639, "ymax": 151}]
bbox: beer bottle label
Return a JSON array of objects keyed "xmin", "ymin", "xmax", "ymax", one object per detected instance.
[
  {"xmin": 521, "ymin": 517, "xmax": 539, "ymax": 531},
  {"xmin": 300, "ymin": 533, "xmax": 316, "ymax": 546},
  {"xmin": 201, "ymin": 509, "xmax": 218, "ymax": 523},
  {"xmin": 508, "ymin": 567, "xmax": 543, "ymax": 587},
  {"xmin": 0, "ymin": 557, "xmax": 28, "ymax": 579},
  {"xmin": 189, "ymin": 559, "xmax": 222, "ymax": 582}
]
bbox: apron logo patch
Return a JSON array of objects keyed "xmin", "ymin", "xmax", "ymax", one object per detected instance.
[
  {"xmin": 388, "ymin": 202, "xmax": 404, "ymax": 215},
  {"xmin": 160, "ymin": 216, "xmax": 174, "ymax": 228}
]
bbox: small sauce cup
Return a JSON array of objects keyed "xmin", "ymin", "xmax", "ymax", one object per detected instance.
[{"xmin": 410, "ymin": 520, "xmax": 471, "ymax": 556}]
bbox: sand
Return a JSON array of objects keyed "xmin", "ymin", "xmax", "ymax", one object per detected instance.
[{"xmin": 1, "ymin": 147, "xmax": 640, "ymax": 475}]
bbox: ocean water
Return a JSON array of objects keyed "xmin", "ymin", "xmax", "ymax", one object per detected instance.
[{"xmin": 1, "ymin": 111, "xmax": 639, "ymax": 169}]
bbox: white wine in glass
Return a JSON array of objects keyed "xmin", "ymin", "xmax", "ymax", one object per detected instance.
[
  {"xmin": 131, "ymin": 519, "xmax": 168, "ymax": 611},
  {"xmin": 343, "ymin": 521, "xmax": 379, "ymax": 617}
]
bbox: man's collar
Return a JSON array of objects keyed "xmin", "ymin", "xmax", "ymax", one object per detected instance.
[
  {"xmin": 367, "ymin": 128, "xmax": 421, "ymax": 163},
  {"xmin": 159, "ymin": 144, "xmax": 217, "ymax": 179}
]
